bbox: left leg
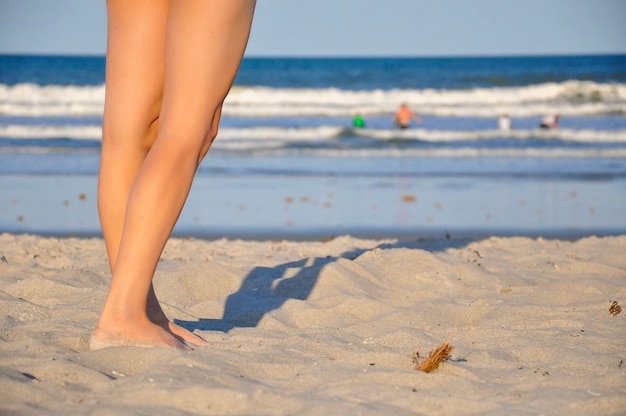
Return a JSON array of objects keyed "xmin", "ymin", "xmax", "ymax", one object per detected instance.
[
  {"xmin": 92, "ymin": 0, "xmax": 256, "ymax": 349},
  {"xmin": 99, "ymin": 0, "xmax": 203, "ymax": 345}
]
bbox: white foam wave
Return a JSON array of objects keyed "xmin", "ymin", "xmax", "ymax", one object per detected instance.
[
  {"xmin": 1, "ymin": 81, "xmax": 625, "ymax": 118},
  {"xmin": 0, "ymin": 124, "xmax": 341, "ymax": 141},
  {"xmin": 356, "ymin": 128, "xmax": 626, "ymax": 143},
  {"xmin": 3, "ymin": 124, "xmax": 626, "ymax": 145},
  {"xmin": 3, "ymin": 142, "xmax": 624, "ymax": 159},
  {"xmin": 0, "ymin": 124, "xmax": 102, "ymax": 140},
  {"xmin": 217, "ymin": 126, "xmax": 344, "ymax": 141},
  {"xmin": 224, "ymin": 81, "xmax": 626, "ymax": 117},
  {"xmin": 282, "ymin": 147, "xmax": 626, "ymax": 159},
  {"xmin": 0, "ymin": 83, "xmax": 105, "ymax": 116}
]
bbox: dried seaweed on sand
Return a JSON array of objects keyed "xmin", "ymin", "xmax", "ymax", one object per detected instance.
[
  {"xmin": 414, "ymin": 342, "xmax": 455, "ymax": 373},
  {"xmin": 609, "ymin": 301, "xmax": 622, "ymax": 316}
]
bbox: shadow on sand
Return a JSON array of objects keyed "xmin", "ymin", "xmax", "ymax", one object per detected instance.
[{"xmin": 175, "ymin": 237, "xmax": 473, "ymax": 333}]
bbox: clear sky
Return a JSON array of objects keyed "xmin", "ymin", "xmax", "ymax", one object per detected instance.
[{"xmin": 0, "ymin": 0, "xmax": 625, "ymax": 57}]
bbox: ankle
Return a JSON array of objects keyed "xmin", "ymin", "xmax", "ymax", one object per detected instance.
[{"xmin": 97, "ymin": 302, "xmax": 150, "ymax": 329}]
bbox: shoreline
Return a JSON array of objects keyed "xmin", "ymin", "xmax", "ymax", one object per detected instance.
[
  {"xmin": 2, "ymin": 173, "xmax": 625, "ymax": 242},
  {"xmin": 2, "ymin": 226, "xmax": 625, "ymax": 243}
]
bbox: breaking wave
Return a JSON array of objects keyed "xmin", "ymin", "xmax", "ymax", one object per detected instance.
[{"xmin": 1, "ymin": 80, "xmax": 625, "ymax": 118}]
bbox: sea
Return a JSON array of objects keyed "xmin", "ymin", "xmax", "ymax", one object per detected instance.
[{"xmin": 1, "ymin": 54, "xmax": 625, "ymax": 239}]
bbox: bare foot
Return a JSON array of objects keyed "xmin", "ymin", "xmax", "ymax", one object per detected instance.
[
  {"xmin": 90, "ymin": 319, "xmax": 191, "ymax": 351},
  {"xmin": 166, "ymin": 320, "xmax": 209, "ymax": 346},
  {"xmin": 148, "ymin": 312, "xmax": 209, "ymax": 346},
  {"xmin": 146, "ymin": 289, "xmax": 208, "ymax": 346}
]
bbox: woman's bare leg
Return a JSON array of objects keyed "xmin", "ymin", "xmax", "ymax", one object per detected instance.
[
  {"xmin": 97, "ymin": 0, "xmax": 183, "ymax": 347},
  {"xmin": 98, "ymin": 0, "xmax": 204, "ymax": 347},
  {"xmin": 93, "ymin": 0, "xmax": 256, "ymax": 349}
]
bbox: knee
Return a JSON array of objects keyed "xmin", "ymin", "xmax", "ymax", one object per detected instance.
[
  {"xmin": 197, "ymin": 123, "xmax": 219, "ymax": 163},
  {"xmin": 102, "ymin": 116, "xmax": 160, "ymax": 154},
  {"xmin": 197, "ymin": 103, "xmax": 225, "ymax": 163},
  {"xmin": 154, "ymin": 121, "xmax": 218, "ymax": 167},
  {"xmin": 152, "ymin": 102, "xmax": 224, "ymax": 165}
]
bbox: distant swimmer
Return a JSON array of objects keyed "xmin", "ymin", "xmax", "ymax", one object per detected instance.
[
  {"xmin": 393, "ymin": 103, "xmax": 423, "ymax": 129},
  {"xmin": 498, "ymin": 114, "xmax": 512, "ymax": 131},
  {"xmin": 539, "ymin": 114, "xmax": 560, "ymax": 129},
  {"xmin": 352, "ymin": 113, "xmax": 365, "ymax": 128}
]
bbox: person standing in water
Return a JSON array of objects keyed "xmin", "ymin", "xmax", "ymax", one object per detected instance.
[
  {"xmin": 91, "ymin": 0, "xmax": 256, "ymax": 350},
  {"xmin": 498, "ymin": 114, "xmax": 512, "ymax": 131},
  {"xmin": 393, "ymin": 103, "xmax": 423, "ymax": 129},
  {"xmin": 352, "ymin": 113, "xmax": 366, "ymax": 128},
  {"xmin": 539, "ymin": 114, "xmax": 560, "ymax": 129}
]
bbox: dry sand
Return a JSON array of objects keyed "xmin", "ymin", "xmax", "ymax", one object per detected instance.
[{"xmin": 0, "ymin": 233, "xmax": 624, "ymax": 415}]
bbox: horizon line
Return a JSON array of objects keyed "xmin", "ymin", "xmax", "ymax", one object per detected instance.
[{"xmin": 1, "ymin": 51, "xmax": 626, "ymax": 59}]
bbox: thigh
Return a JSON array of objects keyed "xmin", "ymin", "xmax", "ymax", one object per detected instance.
[
  {"xmin": 157, "ymin": 0, "xmax": 256, "ymax": 145},
  {"xmin": 103, "ymin": 0, "xmax": 169, "ymax": 145}
]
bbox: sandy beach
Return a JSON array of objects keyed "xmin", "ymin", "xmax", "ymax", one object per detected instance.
[{"xmin": 0, "ymin": 232, "xmax": 624, "ymax": 415}]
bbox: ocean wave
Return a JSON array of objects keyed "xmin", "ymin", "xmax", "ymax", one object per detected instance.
[
  {"xmin": 0, "ymin": 124, "xmax": 102, "ymax": 140},
  {"xmin": 225, "ymin": 81, "xmax": 626, "ymax": 117},
  {"xmin": 0, "ymin": 83, "xmax": 105, "ymax": 116},
  {"xmin": 3, "ymin": 124, "xmax": 626, "ymax": 145},
  {"xmin": 1, "ymin": 80, "xmax": 625, "ymax": 118},
  {"xmin": 354, "ymin": 128, "xmax": 626, "ymax": 143},
  {"xmin": 244, "ymin": 147, "xmax": 626, "ymax": 159},
  {"xmin": 3, "ymin": 143, "xmax": 625, "ymax": 160}
]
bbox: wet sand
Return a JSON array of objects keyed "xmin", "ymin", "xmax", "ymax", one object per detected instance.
[{"xmin": 2, "ymin": 173, "xmax": 625, "ymax": 240}]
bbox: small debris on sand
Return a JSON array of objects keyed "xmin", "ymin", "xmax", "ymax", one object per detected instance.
[
  {"xmin": 609, "ymin": 301, "xmax": 622, "ymax": 316},
  {"xmin": 414, "ymin": 342, "xmax": 455, "ymax": 373}
]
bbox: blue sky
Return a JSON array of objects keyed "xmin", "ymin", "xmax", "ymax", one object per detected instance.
[{"xmin": 0, "ymin": 0, "xmax": 624, "ymax": 57}]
